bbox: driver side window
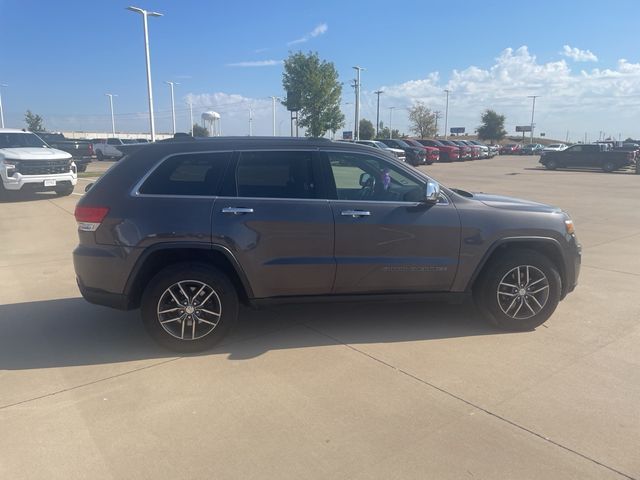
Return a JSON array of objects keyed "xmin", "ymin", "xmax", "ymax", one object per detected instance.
[{"xmin": 328, "ymin": 152, "xmax": 423, "ymax": 202}]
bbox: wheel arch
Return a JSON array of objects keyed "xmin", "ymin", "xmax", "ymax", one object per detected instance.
[
  {"xmin": 468, "ymin": 237, "xmax": 567, "ymax": 296},
  {"xmin": 124, "ymin": 243, "xmax": 254, "ymax": 309}
]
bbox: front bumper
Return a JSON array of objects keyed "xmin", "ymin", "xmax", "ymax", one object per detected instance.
[{"xmin": 1, "ymin": 171, "xmax": 77, "ymax": 191}]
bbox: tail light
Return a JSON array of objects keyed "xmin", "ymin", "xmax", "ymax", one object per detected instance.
[{"xmin": 74, "ymin": 206, "xmax": 109, "ymax": 232}]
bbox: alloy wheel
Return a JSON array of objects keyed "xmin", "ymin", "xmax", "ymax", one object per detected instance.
[
  {"xmin": 496, "ymin": 265, "xmax": 549, "ymax": 320},
  {"xmin": 156, "ymin": 280, "xmax": 222, "ymax": 340}
]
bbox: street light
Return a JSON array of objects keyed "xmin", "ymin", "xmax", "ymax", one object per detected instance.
[
  {"xmin": 187, "ymin": 101, "xmax": 193, "ymax": 136},
  {"xmin": 105, "ymin": 93, "xmax": 117, "ymax": 137},
  {"xmin": 165, "ymin": 81, "xmax": 179, "ymax": 134},
  {"xmin": 443, "ymin": 89, "xmax": 450, "ymax": 140},
  {"xmin": 0, "ymin": 84, "xmax": 8, "ymax": 128},
  {"xmin": 352, "ymin": 66, "xmax": 364, "ymax": 140},
  {"xmin": 388, "ymin": 106, "xmax": 395, "ymax": 139},
  {"xmin": 527, "ymin": 95, "xmax": 539, "ymax": 143},
  {"xmin": 127, "ymin": 6, "xmax": 163, "ymax": 142},
  {"xmin": 374, "ymin": 90, "xmax": 383, "ymax": 137},
  {"xmin": 270, "ymin": 96, "xmax": 279, "ymax": 136}
]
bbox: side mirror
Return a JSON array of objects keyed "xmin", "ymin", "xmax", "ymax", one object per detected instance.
[
  {"xmin": 424, "ymin": 180, "xmax": 440, "ymax": 204},
  {"xmin": 84, "ymin": 183, "xmax": 94, "ymax": 193}
]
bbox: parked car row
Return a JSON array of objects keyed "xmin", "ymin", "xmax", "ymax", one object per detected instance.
[{"xmin": 539, "ymin": 143, "xmax": 636, "ymax": 172}]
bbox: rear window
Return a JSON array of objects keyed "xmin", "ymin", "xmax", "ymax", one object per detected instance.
[
  {"xmin": 139, "ymin": 152, "xmax": 231, "ymax": 196},
  {"xmin": 235, "ymin": 151, "xmax": 316, "ymax": 199}
]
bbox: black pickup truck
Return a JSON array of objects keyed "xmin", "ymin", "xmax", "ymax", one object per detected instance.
[
  {"xmin": 540, "ymin": 143, "xmax": 635, "ymax": 173},
  {"xmin": 34, "ymin": 132, "xmax": 94, "ymax": 172}
]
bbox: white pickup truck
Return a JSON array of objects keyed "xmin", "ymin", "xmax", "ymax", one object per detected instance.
[
  {"xmin": 0, "ymin": 129, "xmax": 77, "ymax": 197},
  {"xmin": 92, "ymin": 138, "xmax": 125, "ymax": 161}
]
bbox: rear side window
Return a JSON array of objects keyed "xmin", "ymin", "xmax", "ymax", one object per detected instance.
[
  {"xmin": 235, "ymin": 151, "xmax": 316, "ymax": 199},
  {"xmin": 139, "ymin": 152, "xmax": 231, "ymax": 196}
]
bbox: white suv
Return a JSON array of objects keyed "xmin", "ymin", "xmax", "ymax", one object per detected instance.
[{"xmin": 0, "ymin": 129, "xmax": 77, "ymax": 196}]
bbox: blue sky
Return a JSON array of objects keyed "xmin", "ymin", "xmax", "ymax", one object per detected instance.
[{"xmin": 1, "ymin": 0, "xmax": 639, "ymax": 140}]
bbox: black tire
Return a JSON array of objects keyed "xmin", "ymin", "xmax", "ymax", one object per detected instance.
[
  {"xmin": 55, "ymin": 184, "xmax": 75, "ymax": 196},
  {"xmin": 545, "ymin": 159, "xmax": 558, "ymax": 170},
  {"xmin": 77, "ymin": 164, "xmax": 87, "ymax": 173},
  {"xmin": 473, "ymin": 249, "xmax": 562, "ymax": 331},
  {"xmin": 96, "ymin": 150, "xmax": 104, "ymax": 161},
  {"xmin": 141, "ymin": 262, "xmax": 239, "ymax": 352},
  {"xmin": 602, "ymin": 160, "xmax": 616, "ymax": 173}
]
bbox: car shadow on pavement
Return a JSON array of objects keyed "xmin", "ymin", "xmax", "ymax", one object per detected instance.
[
  {"xmin": 0, "ymin": 297, "xmax": 503, "ymax": 370},
  {"xmin": 0, "ymin": 191, "xmax": 62, "ymax": 203}
]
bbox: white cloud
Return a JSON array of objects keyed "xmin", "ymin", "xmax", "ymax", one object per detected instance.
[
  {"xmin": 368, "ymin": 46, "xmax": 640, "ymax": 140},
  {"xmin": 287, "ymin": 23, "xmax": 328, "ymax": 46},
  {"xmin": 561, "ymin": 45, "xmax": 598, "ymax": 62},
  {"xmin": 227, "ymin": 59, "xmax": 283, "ymax": 68}
]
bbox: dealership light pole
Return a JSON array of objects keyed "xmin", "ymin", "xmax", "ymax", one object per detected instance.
[
  {"xmin": 270, "ymin": 96, "xmax": 278, "ymax": 136},
  {"xmin": 248, "ymin": 107, "xmax": 253, "ymax": 136},
  {"xmin": 443, "ymin": 89, "xmax": 450, "ymax": 140},
  {"xmin": 165, "ymin": 81, "xmax": 179, "ymax": 134},
  {"xmin": 105, "ymin": 93, "xmax": 117, "ymax": 136},
  {"xmin": 388, "ymin": 106, "xmax": 395, "ymax": 139},
  {"xmin": 127, "ymin": 6, "xmax": 163, "ymax": 142},
  {"xmin": 352, "ymin": 66, "xmax": 364, "ymax": 140},
  {"xmin": 528, "ymin": 95, "xmax": 538, "ymax": 143},
  {"xmin": 0, "ymin": 84, "xmax": 8, "ymax": 128},
  {"xmin": 188, "ymin": 101, "xmax": 193, "ymax": 136},
  {"xmin": 374, "ymin": 90, "xmax": 383, "ymax": 137}
]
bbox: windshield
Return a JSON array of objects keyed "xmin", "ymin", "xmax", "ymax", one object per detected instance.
[
  {"xmin": 393, "ymin": 140, "xmax": 410, "ymax": 148},
  {"xmin": 373, "ymin": 141, "xmax": 389, "ymax": 149},
  {"xmin": 0, "ymin": 132, "xmax": 48, "ymax": 148}
]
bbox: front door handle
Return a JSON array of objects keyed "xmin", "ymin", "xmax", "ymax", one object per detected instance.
[
  {"xmin": 222, "ymin": 207, "xmax": 254, "ymax": 215},
  {"xmin": 341, "ymin": 210, "xmax": 371, "ymax": 218}
]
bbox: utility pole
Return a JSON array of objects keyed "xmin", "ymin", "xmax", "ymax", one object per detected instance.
[
  {"xmin": 249, "ymin": 107, "xmax": 253, "ymax": 136},
  {"xmin": 527, "ymin": 95, "xmax": 538, "ymax": 143},
  {"xmin": 443, "ymin": 89, "xmax": 450, "ymax": 140},
  {"xmin": 352, "ymin": 66, "xmax": 364, "ymax": 140},
  {"xmin": 434, "ymin": 110, "xmax": 441, "ymax": 137},
  {"xmin": 0, "ymin": 84, "xmax": 7, "ymax": 128},
  {"xmin": 388, "ymin": 107, "xmax": 395, "ymax": 139},
  {"xmin": 188, "ymin": 101, "xmax": 193, "ymax": 136},
  {"xmin": 270, "ymin": 96, "xmax": 277, "ymax": 136},
  {"xmin": 105, "ymin": 93, "xmax": 117, "ymax": 137},
  {"xmin": 165, "ymin": 81, "xmax": 179, "ymax": 134},
  {"xmin": 127, "ymin": 6, "xmax": 163, "ymax": 142},
  {"xmin": 374, "ymin": 90, "xmax": 383, "ymax": 137}
]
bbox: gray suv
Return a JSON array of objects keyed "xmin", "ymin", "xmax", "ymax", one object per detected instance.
[{"xmin": 73, "ymin": 137, "xmax": 581, "ymax": 351}]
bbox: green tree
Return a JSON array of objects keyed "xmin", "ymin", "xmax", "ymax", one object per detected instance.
[
  {"xmin": 24, "ymin": 110, "xmax": 45, "ymax": 132},
  {"xmin": 282, "ymin": 51, "xmax": 345, "ymax": 137},
  {"xmin": 408, "ymin": 102, "xmax": 436, "ymax": 138},
  {"xmin": 359, "ymin": 119, "xmax": 375, "ymax": 140},
  {"xmin": 376, "ymin": 122, "xmax": 401, "ymax": 140},
  {"xmin": 477, "ymin": 109, "xmax": 507, "ymax": 144},
  {"xmin": 192, "ymin": 124, "xmax": 209, "ymax": 137}
]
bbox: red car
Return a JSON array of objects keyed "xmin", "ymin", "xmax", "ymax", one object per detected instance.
[
  {"xmin": 441, "ymin": 139, "xmax": 471, "ymax": 160},
  {"xmin": 403, "ymin": 139, "xmax": 439, "ymax": 165},
  {"xmin": 452, "ymin": 140, "xmax": 481, "ymax": 160},
  {"xmin": 416, "ymin": 139, "xmax": 460, "ymax": 162},
  {"xmin": 499, "ymin": 143, "xmax": 522, "ymax": 154}
]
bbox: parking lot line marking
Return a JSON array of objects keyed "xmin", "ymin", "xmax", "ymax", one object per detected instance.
[{"xmin": 72, "ymin": 193, "xmax": 83, "ymax": 196}]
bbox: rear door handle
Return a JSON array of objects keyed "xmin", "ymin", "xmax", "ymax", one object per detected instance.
[
  {"xmin": 341, "ymin": 210, "xmax": 371, "ymax": 218},
  {"xmin": 222, "ymin": 207, "xmax": 254, "ymax": 215}
]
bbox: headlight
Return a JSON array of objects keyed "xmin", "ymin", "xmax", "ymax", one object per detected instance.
[{"xmin": 4, "ymin": 163, "xmax": 16, "ymax": 177}]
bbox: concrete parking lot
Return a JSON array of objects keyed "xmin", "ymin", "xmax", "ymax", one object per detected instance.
[{"xmin": 1, "ymin": 155, "xmax": 638, "ymax": 479}]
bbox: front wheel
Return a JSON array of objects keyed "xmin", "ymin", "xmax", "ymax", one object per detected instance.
[
  {"xmin": 96, "ymin": 150, "xmax": 104, "ymax": 161},
  {"xmin": 474, "ymin": 249, "xmax": 562, "ymax": 331},
  {"xmin": 55, "ymin": 184, "xmax": 75, "ymax": 196},
  {"xmin": 602, "ymin": 160, "xmax": 616, "ymax": 173},
  {"xmin": 545, "ymin": 159, "xmax": 558, "ymax": 170},
  {"xmin": 141, "ymin": 263, "xmax": 239, "ymax": 352}
]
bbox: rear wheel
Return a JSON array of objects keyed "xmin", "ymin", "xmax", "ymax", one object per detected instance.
[
  {"xmin": 96, "ymin": 150, "xmax": 104, "ymax": 161},
  {"xmin": 141, "ymin": 262, "xmax": 239, "ymax": 352},
  {"xmin": 602, "ymin": 160, "xmax": 616, "ymax": 173},
  {"xmin": 474, "ymin": 249, "xmax": 561, "ymax": 331},
  {"xmin": 545, "ymin": 159, "xmax": 558, "ymax": 170}
]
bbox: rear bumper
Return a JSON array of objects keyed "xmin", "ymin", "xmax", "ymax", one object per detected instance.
[{"xmin": 77, "ymin": 278, "xmax": 133, "ymax": 310}]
